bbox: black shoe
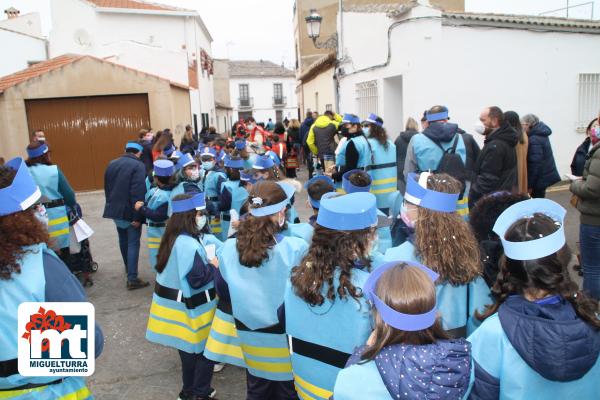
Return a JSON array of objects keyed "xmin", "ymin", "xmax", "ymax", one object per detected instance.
[
  {"xmin": 127, "ymin": 278, "xmax": 150, "ymax": 290},
  {"xmin": 178, "ymin": 391, "xmax": 193, "ymax": 400},
  {"xmin": 192, "ymin": 388, "xmax": 217, "ymax": 400}
]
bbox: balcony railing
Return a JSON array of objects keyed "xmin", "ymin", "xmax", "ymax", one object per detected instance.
[
  {"xmin": 238, "ymin": 97, "xmax": 254, "ymax": 109},
  {"xmin": 273, "ymin": 96, "xmax": 287, "ymax": 107}
]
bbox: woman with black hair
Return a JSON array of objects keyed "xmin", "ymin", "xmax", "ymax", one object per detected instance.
[
  {"xmin": 468, "ymin": 199, "xmax": 600, "ymax": 399},
  {"xmin": 571, "ymin": 118, "xmax": 599, "ymax": 176}
]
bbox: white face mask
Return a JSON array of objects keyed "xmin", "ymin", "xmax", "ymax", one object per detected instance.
[
  {"xmin": 474, "ymin": 122, "xmax": 486, "ymax": 135},
  {"xmin": 202, "ymin": 160, "xmax": 215, "ymax": 171},
  {"xmin": 196, "ymin": 215, "xmax": 207, "ymax": 230},
  {"xmin": 187, "ymin": 168, "xmax": 200, "ymax": 181}
]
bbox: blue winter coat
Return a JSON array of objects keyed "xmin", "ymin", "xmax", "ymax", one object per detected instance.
[
  {"xmin": 103, "ymin": 153, "xmax": 146, "ymax": 221},
  {"xmin": 571, "ymin": 137, "xmax": 592, "ymax": 176},
  {"xmin": 527, "ymin": 122, "xmax": 561, "ymax": 190}
]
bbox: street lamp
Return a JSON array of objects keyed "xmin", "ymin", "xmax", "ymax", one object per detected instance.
[{"xmin": 305, "ymin": 8, "xmax": 338, "ymax": 50}]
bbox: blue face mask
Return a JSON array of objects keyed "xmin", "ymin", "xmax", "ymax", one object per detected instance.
[
  {"xmin": 202, "ymin": 161, "xmax": 215, "ymax": 171},
  {"xmin": 362, "ymin": 127, "xmax": 370, "ymax": 136}
]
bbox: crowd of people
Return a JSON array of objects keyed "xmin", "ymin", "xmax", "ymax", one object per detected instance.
[{"xmin": 1, "ymin": 106, "xmax": 600, "ymax": 400}]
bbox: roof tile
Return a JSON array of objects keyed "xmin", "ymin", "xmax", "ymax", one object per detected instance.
[
  {"xmin": 86, "ymin": 0, "xmax": 189, "ymax": 12},
  {"xmin": 228, "ymin": 60, "xmax": 294, "ymax": 78}
]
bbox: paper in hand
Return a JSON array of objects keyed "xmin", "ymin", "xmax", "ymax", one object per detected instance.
[{"xmin": 205, "ymin": 244, "xmax": 216, "ymax": 260}]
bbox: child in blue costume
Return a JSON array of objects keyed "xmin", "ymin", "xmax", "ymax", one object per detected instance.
[
  {"xmin": 170, "ymin": 154, "xmax": 203, "ymax": 213},
  {"xmin": 200, "ymin": 148, "xmax": 227, "ymax": 240},
  {"xmin": 304, "ymin": 175, "xmax": 335, "ymax": 226},
  {"xmin": 213, "ymin": 181, "xmax": 308, "ymax": 400},
  {"xmin": 282, "ymin": 191, "xmax": 383, "ymax": 400},
  {"xmin": 217, "ymin": 155, "xmax": 248, "ymax": 240},
  {"xmin": 0, "ymin": 157, "xmax": 104, "ymax": 400},
  {"xmin": 333, "ymin": 261, "xmax": 472, "ymax": 399},
  {"xmin": 468, "ymin": 199, "xmax": 600, "ymax": 399},
  {"xmin": 135, "ymin": 160, "xmax": 176, "ymax": 270},
  {"xmin": 145, "ymin": 193, "xmax": 218, "ymax": 400},
  {"xmin": 385, "ymin": 172, "xmax": 491, "ymax": 337}
]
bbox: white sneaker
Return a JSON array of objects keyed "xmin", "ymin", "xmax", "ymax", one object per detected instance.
[{"xmin": 213, "ymin": 363, "xmax": 225, "ymax": 373}]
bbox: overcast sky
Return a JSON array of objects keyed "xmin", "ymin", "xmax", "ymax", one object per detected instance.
[{"xmin": 1, "ymin": 0, "xmax": 597, "ymax": 67}]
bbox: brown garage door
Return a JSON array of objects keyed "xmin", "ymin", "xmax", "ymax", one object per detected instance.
[{"xmin": 25, "ymin": 94, "xmax": 150, "ymax": 191}]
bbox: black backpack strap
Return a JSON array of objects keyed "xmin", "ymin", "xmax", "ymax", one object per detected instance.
[{"xmin": 430, "ymin": 134, "xmax": 459, "ymax": 154}]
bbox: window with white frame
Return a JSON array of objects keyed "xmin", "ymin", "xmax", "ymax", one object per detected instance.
[
  {"xmin": 578, "ymin": 73, "xmax": 600, "ymax": 131},
  {"xmin": 356, "ymin": 80, "xmax": 378, "ymax": 120}
]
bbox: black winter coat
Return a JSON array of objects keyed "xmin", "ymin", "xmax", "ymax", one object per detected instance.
[
  {"xmin": 469, "ymin": 122, "xmax": 518, "ymax": 207},
  {"xmin": 527, "ymin": 122, "xmax": 560, "ymax": 190},
  {"xmin": 571, "ymin": 137, "xmax": 592, "ymax": 176},
  {"xmin": 394, "ymin": 129, "xmax": 418, "ymax": 193},
  {"xmin": 103, "ymin": 153, "xmax": 146, "ymax": 222}
]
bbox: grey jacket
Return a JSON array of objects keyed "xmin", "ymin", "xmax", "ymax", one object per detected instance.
[{"xmin": 571, "ymin": 142, "xmax": 600, "ymax": 225}]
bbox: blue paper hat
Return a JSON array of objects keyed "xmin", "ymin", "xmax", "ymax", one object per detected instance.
[
  {"xmin": 163, "ymin": 145, "xmax": 175, "ymax": 157},
  {"xmin": 493, "ymin": 199, "xmax": 566, "ymax": 261},
  {"xmin": 26, "ymin": 143, "xmax": 49, "ymax": 158},
  {"xmin": 364, "ymin": 113, "xmax": 383, "ymax": 127},
  {"xmin": 170, "ymin": 150, "xmax": 183, "ymax": 160},
  {"xmin": 317, "ymin": 192, "xmax": 377, "ymax": 230},
  {"xmin": 265, "ymin": 150, "xmax": 281, "ymax": 167},
  {"xmin": 0, "ymin": 157, "xmax": 41, "ymax": 217},
  {"xmin": 404, "ymin": 173, "xmax": 458, "ymax": 213},
  {"xmin": 342, "ymin": 113, "xmax": 360, "ymax": 124},
  {"xmin": 200, "ymin": 147, "xmax": 217, "ymax": 158},
  {"xmin": 224, "ymin": 155, "xmax": 244, "ymax": 169},
  {"xmin": 125, "ymin": 141, "xmax": 143, "ymax": 152},
  {"xmin": 153, "ymin": 160, "xmax": 175, "ymax": 177},
  {"xmin": 216, "ymin": 149, "xmax": 225, "ymax": 162},
  {"xmin": 364, "ymin": 261, "xmax": 439, "ymax": 331},
  {"xmin": 342, "ymin": 169, "xmax": 371, "ymax": 193},
  {"xmin": 172, "ymin": 192, "xmax": 206, "ymax": 214},
  {"xmin": 240, "ymin": 170, "xmax": 256, "ymax": 183},
  {"xmin": 249, "ymin": 182, "xmax": 294, "ymax": 217},
  {"xmin": 305, "ymin": 175, "xmax": 335, "ymax": 209},
  {"xmin": 235, "ymin": 140, "xmax": 246, "ymax": 150},
  {"xmin": 253, "ymin": 154, "xmax": 275, "ymax": 170},
  {"xmin": 176, "ymin": 153, "xmax": 196, "ymax": 170},
  {"xmin": 426, "ymin": 106, "xmax": 449, "ymax": 122}
]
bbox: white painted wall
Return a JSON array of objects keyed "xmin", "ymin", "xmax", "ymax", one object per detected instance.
[
  {"xmin": 0, "ymin": 29, "xmax": 47, "ymax": 77},
  {"xmin": 302, "ymin": 66, "xmax": 336, "ymax": 115},
  {"xmin": 229, "ymin": 76, "xmax": 298, "ymax": 123},
  {"xmin": 216, "ymin": 108, "xmax": 234, "ymax": 134},
  {"xmin": 0, "ymin": 12, "xmax": 43, "ymax": 37},
  {"xmin": 338, "ymin": 6, "xmax": 600, "ymax": 175}
]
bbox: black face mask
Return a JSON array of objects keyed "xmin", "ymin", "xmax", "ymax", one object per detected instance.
[{"xmin": 340, "ymin": 126, "xmax": 350, "ymax": 137}]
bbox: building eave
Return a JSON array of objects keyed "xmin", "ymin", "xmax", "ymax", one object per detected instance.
[{"xmin": 298, "ymin": 52, "xmax": 336, "ymax": 84}]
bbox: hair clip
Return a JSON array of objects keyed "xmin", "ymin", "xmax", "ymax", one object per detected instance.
[{"xmin": 251, "ymin": 197, "xmax": 263, "ymax": 206}]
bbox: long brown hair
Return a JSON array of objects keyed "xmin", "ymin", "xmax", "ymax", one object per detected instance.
[
  {"xmin": 155, "ymin": 194, "xmax": 204, "ymax": 273},
  {"xmin": 368, "ymin": 124, "xmax": 389, "ymax": 149},
  {"xmin": 0, "ymin": 166, "xmax": 50, "ymax": 280},
  {"xmin": 291, "ymin": 225, "xmax": 375, "ymax": 306},
  {"xmin": 25, "ymin": 142, "xmax": 53, "ymax": 166},
  {"xmin": 414, "ymin": 173, "xmax": 481, "ymax": 285},
  {"xmin": 361, "ymin": 263, "xmax": 449, "ymax": 360},
  {"xmin": 153, "ymin": 131, "xmax": 172, "ymax": 153},
  {"xmin": 477, "ymin": 214, "xmax": 600, "ymax": 329},
  {"xmin": 236, "ymin": 181, "xmax": 286, "ymax": 267}
]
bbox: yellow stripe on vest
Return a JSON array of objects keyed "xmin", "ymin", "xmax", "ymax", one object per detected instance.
[
  {"xmin": 457, "ymin": 208, "xmax": 469, "ymax": 216},
  {"xmin": 457, "ymin": 197, "xmax": 469, "ymax": 205},
  {"xmin": 49, "ymin": 228, "xmax": 70, "ymax": 238},
  {"xmin": 210, "ymin": 314, "xmax": 239, "ymax": 338},
  {"xmin": 0, "ymin": 386, "xmax": 45, "ymax": 399},
  {"xmin": 149, "ymin": 302, "xmax": 215, "ymax": 331},
  {"xmin": 0, "ymin": 384, "xmax": 90, "ymax": 400},
  {"xmin": 147, "ymin": 316, "xmax": 211, "ymax": 344},
  {"xmin": 148, "ymin": 237, "xmax": 162, "ymax": 243},
  {"xmin": 57, "ymin": 386, "xmax": 92, "ymax": 400},
  {"xmin": 148, "ymin": 244, "xmax": 160, "ymax": 249},
  {"xmin": 370, "ymin": 187, "xmax": 397, "ymax": 195},
  {"xmin": 294, "ymin": 373, "xmax": 333, "ymax": 400},
  {"xmin": 205, "ymin": 337, "xmax": 244, "ymax": 360},
  {"xmin": 48, "ymin": 216, "xmax": 69, "ymax": 226},
  {"xmin": 295, "ymin": 385, "xmax": 317, "ymax": 400},
  {"xmin": 244, "ymin": 357, "xmax": 292, "ymax": 374},
  {"xmin": 372, "ymin": 177, "xmax": 397, "ymax": 185},
  {"xmin": 241, "ymin": 343, "xmax": 291, "ymax": 358}
]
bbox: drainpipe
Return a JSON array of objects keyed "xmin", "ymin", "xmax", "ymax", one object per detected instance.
[{"xmin": 334, "ymin": 0, "xmax": 343, "ymax": 113}]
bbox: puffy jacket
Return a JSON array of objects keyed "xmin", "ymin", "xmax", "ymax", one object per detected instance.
[
  {"xmin": 527, "ymin": 122, "xmax": 561, "ymax": 191},
  {"xmin": 571, "ymin": 137, "xmax": 592, "ymax": 176},
  {"xmin": 570, "ymin": 142, "xmax": 600, "ymax": 225},
  {"xmin": 300, "ymin": 117, "xmax": 314, "ymax": 146},
  {"xmin": 103, "ymin": 153, "xmax": 146, "ymax": 222},
  {"xmin": 394, "ymin": 129, "xmax": 418, "ymax": 193},
  {"xmin": 469, "ymin": 123, "xmax": 518, "ymax": 207},
  {"xmin": 307, "ymin": 115, "xmax": 340, "ymax": 156}
]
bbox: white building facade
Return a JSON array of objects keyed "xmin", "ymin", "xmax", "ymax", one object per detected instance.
[
  {"xmin": 49, "ymin": 0, "xmax": 215, "ymax": 134},
  {"xmin": 336, "ymin": 2, "xmax": 600, "ymax": 175},
  {"xmin": 228, "ymin": 60, "xmax": 298, "ymax": 124},
  {"xmin": 0, "ymin": 11, "xmax": 47, "ymax": 77}
]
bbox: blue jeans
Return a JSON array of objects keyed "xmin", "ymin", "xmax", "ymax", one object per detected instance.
[
  {"xmin": 580, "ymin": 223, "xmax": 600, "ymax": 300},
  {"xmin": 116, "ymin": 224, "xmax": 142, "ymax": 282},
  {"xmin": 178, "ymin": 351, "xmax": 214, "ymax": 397}
]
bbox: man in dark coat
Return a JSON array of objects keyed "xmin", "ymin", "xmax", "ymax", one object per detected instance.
[
  {"xmin": 300, "ymin": 111, "xmax": 316, "ymax": 178},
  {"xmin": 522, "ymin": 114, "xmax": 561, "ymax": 198},
  {"xmin": 470, "ymin": 106, "xmax": 518, "ymax": 207},
  {"xmin": 103, "ymin": 141, "xmax": 149, "ymax": 290}
]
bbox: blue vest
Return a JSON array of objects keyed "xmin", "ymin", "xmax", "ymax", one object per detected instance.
[
  {"xmin": 282, "ymin": 223, "xmax": 314, "ymax": 244},
  {"xmin": 411, "ymin": 133, "xmax": 470, "ymax": 219},
  {"xmin": 286, "ymin": 205, "xmax": 299, "ymax": 224},
  {"xmin": 169, "ymin": 180, "xmax": 202, "ymax": 216},
  {"xmin": 220, "ymin": 180, "xmax": 248, "ymax": 240},
  {"xmin": 244, "ymin": 153, "xmax": 257, "ymax": 170},
  {"xmin": 384, "ymin": 242, "xmax": 491, "ymax": 334},
  {"xmin": 284, "ymin": 268, "xmax": 371, "ymax": 400},
  {"xmin": 0, "ymin": 244, "xmax": 91, "ymax": 398},
  {"xmin": 219, "ymin": 236, "xmax": 309, "ymax": 380},
  {"xmin": 145, "ymin": 187, "xmax": 171, "ymax": 270},
  {"xmin": 146, "ymin": 235, "xmax": 217, "ymax": 354},
  {"xmin": 333, "ymin": 358, "xmax": 472, "ymax": 400},
  {"xmin": 28, "ymin": 165, "xmax": 70, "ymax": 249},
  {"xmin": 376, "ymin": 209, "xmax": 392, "ymax": 254},
  {"xmin": 336, "ymin": 135, "xmax": 371, "ymax": 169},
  {"xmin": 468, "ymin": 314, "xmax": 600, "ymax": 399},
  {"xmin": 204, "ymin": 170, "xmax": 227, "ymax": 239},
  {"xmin": 366, "ymin": 139, "xmax": 398, "ymax": 210}
]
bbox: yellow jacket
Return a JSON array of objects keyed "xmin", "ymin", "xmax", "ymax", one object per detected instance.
[{"xmin": 306, "ymin": 114, "xmax": 342, "ymax": 155}]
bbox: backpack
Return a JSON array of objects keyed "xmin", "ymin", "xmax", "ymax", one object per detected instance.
[{"xmin": 431, "ymin": 134, "xmax": 467, "ymax": 197}]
